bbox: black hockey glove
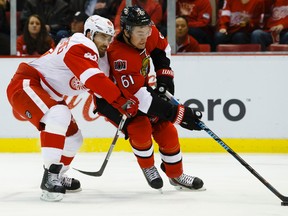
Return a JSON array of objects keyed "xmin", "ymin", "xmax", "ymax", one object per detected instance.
[
  {"xmin": 93, "ymin": 96, "xmax": 132, "ymax": 139},
  {"xmin": 155, "ymin": 69, "xmax": 175, "ymax": 95},
  {"xmin": 173, "ymin": 105, "xmax": 202, "ymax": 131}
]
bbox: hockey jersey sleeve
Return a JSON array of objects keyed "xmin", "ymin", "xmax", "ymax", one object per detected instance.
[
  {"xmin": 266, "ymin": 1, "xmax": 288, "ymax": 30},
  {"xmin": 218, "ymin": 0, "xmax": 232, "ymax": 30},
  {"xmin": 146, "ymin": 26, "xmax": 174, "ymax": 94},
  {"xmin": 189, "ymin": 0, "xmax": 212, "ymax": 28},
  {"xmin": 177, "ymin": 0, "xmax": 212, "ymax": 28},
  {"xmin": 248, "ymin": 0, "xmax": 264, "ymax": 30},
  {"xmin": 146, "ymin": 26, "xmax": 172, "ymax": 72},
  {"xmin": 94, "ymin": 86, "xmax": 179, "ymax": 128},
  {"xmin": 64, "ymin": 43, "xmax": 121, "ymax": 103}
]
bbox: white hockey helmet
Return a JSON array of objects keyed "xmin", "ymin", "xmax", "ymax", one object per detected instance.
[{"xmin": 84, "ymin": 15, "xmax": 115, "ymax": 40}]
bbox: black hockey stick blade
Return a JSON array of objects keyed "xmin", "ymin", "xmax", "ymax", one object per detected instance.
[
  {"xmin": 164, "ymin": 91, "xmax": 288, "ymax": 205},
  {"xmin": 73, "ymin": 115, "xmax": 127, "ymax": 177},
  {"xmin": 73, "ymin": 137, "xmax": 117, "ymax": 177}
]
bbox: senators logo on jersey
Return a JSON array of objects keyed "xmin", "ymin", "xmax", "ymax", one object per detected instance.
[
  {"xmin": 140, "ymin": 56, "xmax": 150, "ymax": 77},
  {"xmin": 114, "ymin": 59, "xmax": 127, "ymax": 71}
]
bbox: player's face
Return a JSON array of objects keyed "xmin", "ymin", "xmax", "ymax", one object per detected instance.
[
  {"xmin": 130, "ymin": 26, "xmax": 151, "ymax": 49},
  {"xmin": 93, "ymin": 33, "xmax": 113, "ymax": 57}
]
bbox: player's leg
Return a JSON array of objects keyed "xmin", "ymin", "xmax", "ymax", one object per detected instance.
[
  {"xmin": 153, "ymin": 121, "xmax": 204, "ymax": 190},
  {"xmin": 127, "ymin": 116, "xmax": 163, "ymax": 189},
  {"xmin": 40, "ymin": 104, "xmax": 83, "ymax": 199},
  {"xmin": 59, "ymin": 118, "xmax": 83, "ymax": 192},
  {"xmin": 7, "ymin": 79, "xmax": 77, "ymax": 200}
]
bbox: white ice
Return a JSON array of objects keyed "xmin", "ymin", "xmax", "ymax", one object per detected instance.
[{"xmin": 0, "ymin": 152, "xmax": 287, "ymax": 216}]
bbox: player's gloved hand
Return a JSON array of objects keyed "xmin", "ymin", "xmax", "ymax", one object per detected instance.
[
  {"xmin": 155, "ymin": 69, "xmax": 175, "ymax": 95},
  {"xmin": 173, "ymin": 105, "xmax": 202, "ymax": 131},
  {"xmin": 111, "ymin": 91, "xmax": 139, "ymax": 118}
]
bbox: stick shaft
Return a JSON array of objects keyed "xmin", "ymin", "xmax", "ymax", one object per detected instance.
[
  {"xmin": 165, "ymin": 91, "xmax": 288, "ymax": 202},
  {"xmin": 74, "ymin": 115, "xmax": 127, "ymax": 177},
  {"xmin": 198, "ymin": 121, "xmax": 288, "ymax": 202}
]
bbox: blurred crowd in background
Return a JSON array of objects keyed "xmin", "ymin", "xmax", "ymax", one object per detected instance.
[{"xmin": 0, "ymin": 0, "xmax": 288, "ymax": 56}]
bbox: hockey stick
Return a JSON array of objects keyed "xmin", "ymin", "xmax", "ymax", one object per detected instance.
[
  {"xmin": 73, "ymin": 115, "xmax": 127, "ymax": 177},
  {"xmin": 164, "ymin": 90, "xmax": 288, "ymax": 206}
]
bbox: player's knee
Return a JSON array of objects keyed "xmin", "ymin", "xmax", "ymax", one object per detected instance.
[
  {"xmin": 66, "ymin": 118, "xmax": 79, "ymax": 136},
  {"xmin": 41, "ymin": 105, "xmax": 72, "ymax": 135},
  {"xmin": 153, "ymin": 121, "xmax": 179, "ymax": 149},
  {"xmin": 127, "ymin": 116, "xmax": 152, "ymax": 147}
]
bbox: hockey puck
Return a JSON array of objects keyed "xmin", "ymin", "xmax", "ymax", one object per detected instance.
[{"xmin": 281, "ymin": 201, "xmax": 288, "ymax": 206}]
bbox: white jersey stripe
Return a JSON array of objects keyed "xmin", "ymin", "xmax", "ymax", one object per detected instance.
[
  {"xmin": 23, "ymin": 79, "xmax": 49, "ymax": 114},
  {"xmin": 132, "ymin": 145, "xmax": 154, "ymax": 158},
  {"xmin": 221, "ymin": 10, "xmax": 231, "ymax": 16},
  {"xmin": 160, "ymin": 151, "xmax": 182, "ymax": 164},
  {"xmin": 80, "ymin": 68, "xmax": 103, "ymax": 84},
  {"xmin": 40, "ymin": 80, "xmax": 63, "ymax": 102}
]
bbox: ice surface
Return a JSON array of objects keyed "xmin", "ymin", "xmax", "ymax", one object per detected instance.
[{"xmin": 0, "ymin": 152, "xmax": 287, "ymax": 216}]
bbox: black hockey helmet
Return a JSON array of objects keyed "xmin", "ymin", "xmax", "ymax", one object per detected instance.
[{"xmin": 120, "ymin": 5, "xmax": 151, "ymax": 32}]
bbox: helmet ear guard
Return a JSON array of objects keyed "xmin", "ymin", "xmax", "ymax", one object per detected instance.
[{"xmin": 84, "ymin": 15, "xmax": 115, "ymax": 40}]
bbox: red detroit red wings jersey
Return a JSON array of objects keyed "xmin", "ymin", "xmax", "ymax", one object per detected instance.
[
  {"xmin": 266, "ymin": 0, "xmax": 288, "ymax": 30},
  {"xmin": 108, "ymin": 26, "xmax": 170, "ymax": 95},
  {"xmin": 219, "ymin": 0, "xmax": 264, "ymax": 33},
  {"xmin": 176, "ymin": 0, "xmax": 212, "ymax": 28}
]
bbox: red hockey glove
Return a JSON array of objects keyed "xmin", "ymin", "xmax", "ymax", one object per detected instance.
[
  {"xmin": 111, "ymin": 93, "xmax": 139, "ymax": 118},
  {"xmin": 173, "ymin": 105, "xmax": 202, "ymax": 131}
]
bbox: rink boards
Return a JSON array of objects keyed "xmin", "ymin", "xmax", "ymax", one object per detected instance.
[
  {"xmin": 1, "ymin": 55, "xmax": 288, "ymax": 153},
  {"xmin": 1, "ymin": 137, "xmax": 288, "ymax": 153}
]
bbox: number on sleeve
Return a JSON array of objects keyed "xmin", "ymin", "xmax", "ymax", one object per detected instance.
[{"xmin": 57, "ymin": 38, "xmax": 71, "ymax": 54}]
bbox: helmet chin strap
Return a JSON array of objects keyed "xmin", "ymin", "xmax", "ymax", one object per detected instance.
[
  {"xmin": 123, "ymin": 32, "xmax": 132, "ymax": 45},
  {"xmin": 87, "ymin": 30, "xmax": 95, "ymax": 41},
  {"xmin": 90, "ymin": 32, "xmax": 95, "ymax": 41}
]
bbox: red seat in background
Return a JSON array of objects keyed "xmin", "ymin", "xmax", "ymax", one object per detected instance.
[
  {"xmin": 216, "ymin": 44, "xmax": 261, "ymax": 52},
  {"xmin": 267, "ymin": 44, "xmax": 288, "ymax": 52},
  {"xmin": 199, "ymin": 44, "xmax": 211, "ymax": 52}
]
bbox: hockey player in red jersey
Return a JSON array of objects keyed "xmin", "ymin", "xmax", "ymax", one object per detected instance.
[
  {"xmin": 6, "ymin": 15, "xmax": 139, "ymax": 202},
  {"xmin": 95, "ymin": 6, "xmax": 205, "ymax": 191}
]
